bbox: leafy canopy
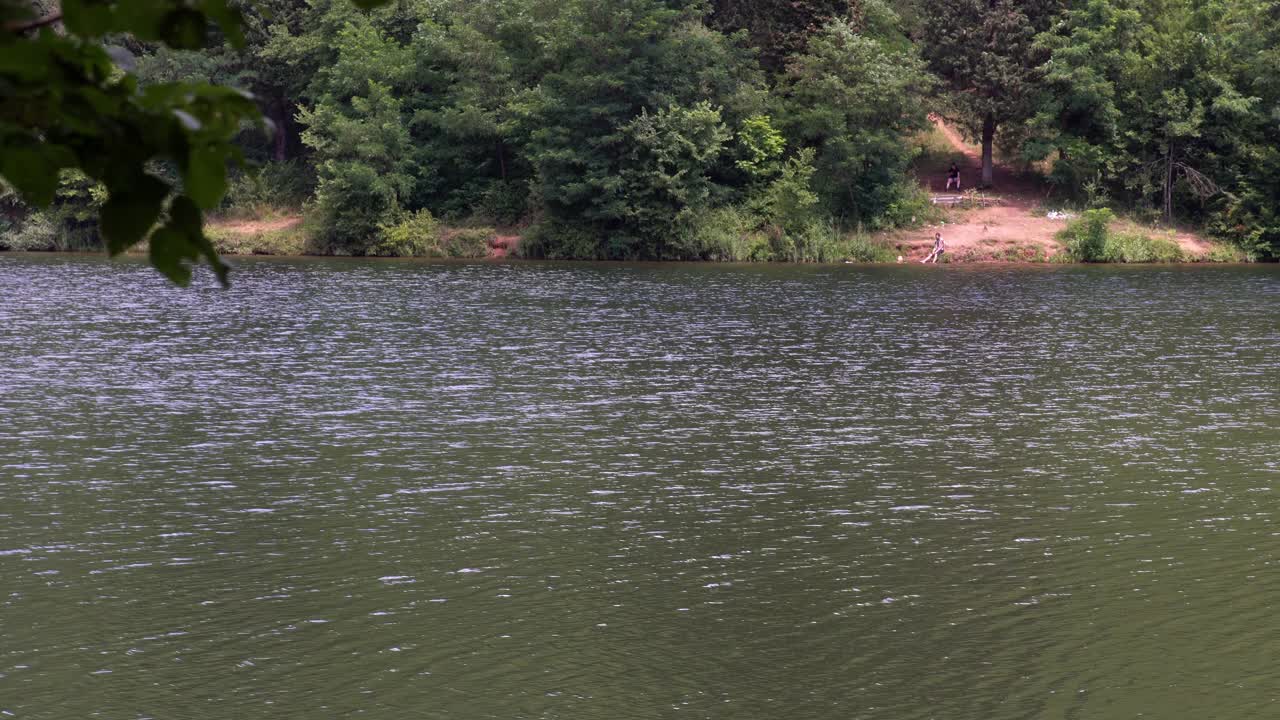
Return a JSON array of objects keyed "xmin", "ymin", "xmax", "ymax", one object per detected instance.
[{"xmin": 0, "ymin": 0, "xmax": 390, "ymax": 285}]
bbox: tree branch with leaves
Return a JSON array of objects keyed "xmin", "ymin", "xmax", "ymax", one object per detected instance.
[{"xmin": 0, "ymin": 0, "xmax": 387, "ymax": 285}]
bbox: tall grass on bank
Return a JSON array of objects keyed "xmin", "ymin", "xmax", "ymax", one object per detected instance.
[
  {"xmin": 1057, "ymin": 208, "xmax": 1113, "ymax": 261},
  {"xmin": 521, "ymin": 206, "xmax": 897, "ymax": 263},
  {"xmin": 204, "ymin": 208, "xmax": 495, "ymax": 258},
  {"xmin": 1202, "ymin": 244, "xmax": 1253, "ymax": 263},
  {"xmin": 1104, "ymin": 232, "xmax": 1183, "ymax": 263},
  {"xmin": 1058, "ymin": 209, "xmax": 1183, "ymax": 263},
  {"xmin": 221, "ymin": 161, "xmax": 314, "ymax": 219},
  {"xmin": 773, "ymin": 221, "xmax": 896, "ymax": 263},
  {"xmin": 374, "ymin": 211, "xmax": 494, "ymax": 258},
  {"xmin": 1056, "ymin": 207, "xmax": 1258, "ymax": 263},
  {"xmin": 205, "ymin": 222, "xmax": 312, "ymax": 256}
]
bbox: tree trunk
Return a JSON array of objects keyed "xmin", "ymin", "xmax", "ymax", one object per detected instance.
[
  {"xmin": 1163, "ymin": 145, "xmax": 1174, "ymax": 226},
  {"xmin": 272, "ymin": 99, "xmax": 288, "ymax": 163},
  {"xmin": 981, "ymin": 113, "xmax": 996, "ymax": 188}
]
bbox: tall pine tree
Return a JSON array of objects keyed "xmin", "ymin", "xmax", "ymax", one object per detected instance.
[
  {"xmin": 920, "ymin": 0, "xmax": 1063, "ymax": 187},
  {"xmin": 707, "ymin": 0, "xmax": 862, "ymax": 73}
]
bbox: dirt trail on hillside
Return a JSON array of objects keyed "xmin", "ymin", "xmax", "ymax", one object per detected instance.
[{"xmin": 888, "ymin": 118, "xmax": 1211, "ymax": 261}]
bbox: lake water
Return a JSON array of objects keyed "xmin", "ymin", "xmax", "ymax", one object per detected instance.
[{"xmin": 1, "ymin": 255, "xmax": 1278, "ymax": 719}]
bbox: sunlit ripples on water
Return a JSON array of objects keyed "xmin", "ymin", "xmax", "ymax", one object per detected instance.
[{"xmin": 1, "ymin": 255, "xmax": 1278, "ymax": 719}]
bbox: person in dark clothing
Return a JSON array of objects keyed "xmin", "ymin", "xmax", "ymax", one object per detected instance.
[{"xmin": 946, "ymin": 163, "xmax": 961, "ymax": 190}]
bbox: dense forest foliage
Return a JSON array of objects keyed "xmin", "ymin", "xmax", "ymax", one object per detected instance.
[{"xmin": 3, "ymin": 0, "xmax": 1278, "ymax": 263}]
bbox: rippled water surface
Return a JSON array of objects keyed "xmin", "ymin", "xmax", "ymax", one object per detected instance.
[{"xmin": 2, "ymin": 255, "xmax": 1279, "ymax": 719}]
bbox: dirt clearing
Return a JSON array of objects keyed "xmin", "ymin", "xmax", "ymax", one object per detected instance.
[{"xmin": 887, "ymin": 118, "xmax": 1213, "ymax": 262}]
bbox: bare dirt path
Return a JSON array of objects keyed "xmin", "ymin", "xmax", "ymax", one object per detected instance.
[{"xmin": 887, "ymin": 117, "xmax": 1211, "ymax": 262}]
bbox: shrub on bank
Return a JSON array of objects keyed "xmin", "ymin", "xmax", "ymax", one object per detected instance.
[
  {"xmin": 1058, "ymin": 208, "xmax": 1114, "ymax": 261},
  {"xmin": 1104, "ymin": 232, "xmax": 1183, "ymax": 263},
  {"xmin": 514, "ymin": 129, "xmax": 927, "ymax": 263},
  {"xmin": 520, "ymin": 207, "xmax": 895, "ymax": 263},
  {"xmin": 881, "ymin": 179, "xmax": 943, "ymax": 229},
  {"xmin": 1201, "ymin": 243, "xmax": 1252, "ymax": 263},
  {"xmin": 476, "ymin": 181, "xmax": 531, "ymax": 226},
  {"xmin": 310, "ymin": 164, "xmax": 402, "ymax": 256},
  {"xmin": 222, "ymin": 161, "xmax": 314, "ymax": 218},
  {"xmin": 0, "ymin": 211, "xmax": 58, "ymax": 251},
  {"xmin": 1, "ymin": 209, "xmax": 102, "ymax": 253},
  {"xmin": 771, "ymin": 221, "xmax": 895, "ymax": 263},
  {"xmin": 517, "ymin": 221, "xmax": 603, "ymax": 260},
  {"xmin": 438, "ymin": 228, "xmax": 495, "ymax": 258},
  {"xmin": 672, "ymin": 207, "xmax": 762, "ymax": 261},
  {"xmin": 0, "ymin": 171, "xmax": 105, "ymax": 252},
  {"xmin": 372, "ymin": 210, "xmax": 439, "ymax": 257},
  {"xmin": 372, "ymin": 211, "xmax": 494, "ymax": 258},
  {"xmin": 205, "ymin": 221, "xmax": 312, "ymax": 256},
  {"xmin": 1059, "ymin": 209, "xmax": 1185, "ymax": 263}
]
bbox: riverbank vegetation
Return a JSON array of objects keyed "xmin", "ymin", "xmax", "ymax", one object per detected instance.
[
  {"xmin": 3, "ymin": 0, "xmax": 1277, "ymax": 272},
  {"xmin": 1058, "ymin": 209, "xmax": 1182, "ymax": 263}
]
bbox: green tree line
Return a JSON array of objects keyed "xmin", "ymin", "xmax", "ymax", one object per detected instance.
[{"xmin": 3, "ymin": 0, "xmax": 1278, "ymax": 275}]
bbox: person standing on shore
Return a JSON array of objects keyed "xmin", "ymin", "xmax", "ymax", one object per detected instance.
[{"xmin": 922, "ymin": 233, "xmax": 945, "ymax": 263}]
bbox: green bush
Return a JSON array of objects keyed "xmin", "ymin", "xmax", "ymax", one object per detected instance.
[
  {"xmin": 734, "ymin": 115, "xmax": 785, "ymax": 180},
  {"xmin": 311, "ymin": 163, "xmax": 402, "ymax": 255},
  {"xmin": 668, "ymin": 207, "xmax": 893, "ymax": 263},
  {"xmin": 786, "ymin": 20, "xmax": 933, "ymax": 226},
  {"xmin": 301, "ymin": 82, "xmax": 414, "ymax": 255},
  {"xmin": 1201, "ymin": 243, "xmax": 1251, "ymax": 263},
  {"xmin": 764, "ymin": 220, "xmax": 894, "ymax": 263},
  {"xmin": 205, "ymin": 222, "xmax": 310, "ymax": 256},
  {"xmin": 368, "ymin": 212, "xmax": 494, "ymax": 258},
  {"xmin": 1146, "ymin": 236, "xmax": 1184, "ymax": 263},
  {"xmin": 788, "ymin": 221, "xmax": 841, "ymax": 262},
  {"xmin": 371, "ymin": 210, "xmax": 438, "ymax": 257},
  {"xmin": 762, "ymin": 148, "xmax": 820, "ymax": 236},
  {"xmin": 439, "ymin": 227, "xmax": 495, "ymax": 258},
  {"xmin": 1058, "ymin": 208, "xmax": 1115, "ymax": 261},
  {"xmin": 223, "ymin": 160, "xmax": 314, "ymax": 215},
  {"xmin": 880, "ymin": 179, "xmax": 941, "ymax": 229},
  {"xmin": 1057, "ymin": 209, "xmax": 1189, "ymax": 263},
  {"xmin": 672, "ymin": 206, "xmax": 759, "ymax": 260},
  {"xmin": 0, "ymin": 211, "xmax": 57, "ymax": 251},
  {"xmin": 1206, "ymin": 181, "xmax": 1279, "ymax": 261},
  {"xmin": 476, "ymin": 181, "xmax": 530, "ymax": 226},
  {"xmin": 0, "ymin": 171, "xmax": 106, "ymax": 252},
  {"xmin": 1104, "ymin": 232, "xmax": 1183, "ymax": 263},
  {"xmin": 517, "ymin": 221, "xmax": 603, "ymax": 260},
  {"xmin": 837, "ymin": 233, "xmax": 898, "ymax": 263},
  {"xmin": 744, "ymin": 233, "xmax": 773, "ymax": 261}
]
